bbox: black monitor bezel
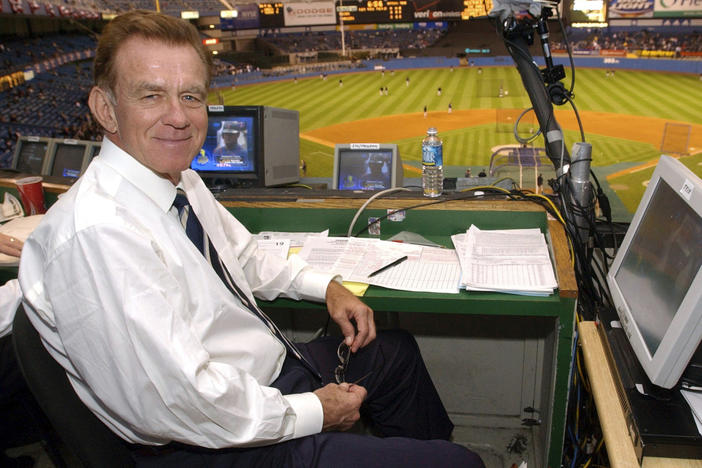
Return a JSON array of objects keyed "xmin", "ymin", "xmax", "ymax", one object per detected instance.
[{"xmin": 192, "ymin": 105, "xmax": 264, "ymax": 189}]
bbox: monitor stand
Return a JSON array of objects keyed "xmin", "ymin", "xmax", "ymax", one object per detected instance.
[{"xmin": 597, "ymin": 306, "xmax": 702, "ymax": 462}]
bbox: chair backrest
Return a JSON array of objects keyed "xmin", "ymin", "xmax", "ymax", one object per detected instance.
[{"xmin": 12, "ymin": 305, "xmax": 135, "ymax": 468}]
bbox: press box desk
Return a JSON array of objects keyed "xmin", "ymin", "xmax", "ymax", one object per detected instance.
[
  {"xmin": 578, "ymin": 321, "xmax": 702, "ymax": 468},
  {"xmin": 218, "ymin": 194, "xmax": 577, "ymax": 468}
]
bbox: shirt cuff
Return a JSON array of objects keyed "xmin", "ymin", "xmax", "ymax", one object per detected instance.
[
  {"xmin": 284, "ymin": 392, "xmax": 323, "ymax": 439},
  {"xmin": 295, "ymin": 267, "xmax": 339, "ymax": 302}
]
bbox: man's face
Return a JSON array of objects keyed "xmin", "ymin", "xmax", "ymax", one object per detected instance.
[
  {"xmin": 107, "ymin": 37, "xmax": 208, "ymax": 183},
  {"xmin": 222, "ymin": 131, "xmax": 239, "ymax": 148}
]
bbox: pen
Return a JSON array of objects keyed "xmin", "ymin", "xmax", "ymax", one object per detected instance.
[{"xmin": 368, "ymin": 256, "xmax": 408, "ymax": 278}]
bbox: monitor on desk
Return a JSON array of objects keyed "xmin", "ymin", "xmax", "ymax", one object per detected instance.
[
  {"xmin": 191, "ymin": 105, "xmax": 300, "ymax": 189},
  {"xmin": 606, "ymin": 155, "xmax": 702, "ymax": 389},
  {"xmin": 332, "ymin": 143, "xmax": 403, "ymax": 190},
  {"xmin": 87, "ymin": 141, "xmax": 102, "ymax": 160},
  {"xmin": 45, "ymin": 139, "xmax": 90, "ymax": 180},
  {"xmin": 11, "ymin": 136, "xmax": 52, "ymax": 174}
]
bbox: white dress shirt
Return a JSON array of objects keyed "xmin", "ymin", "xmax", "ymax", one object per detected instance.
[
  {"xmin": 0, "ymin": 279, "xmax": 22, "ymax": 338},
  {"xmin": 18, "ymin": 137, "xmax": 336, "ymax": 448}
]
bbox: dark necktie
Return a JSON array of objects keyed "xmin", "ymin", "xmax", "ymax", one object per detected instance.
[{"xmin": 173, "ymin": 189, "xmax": 321, "ymax": 380}]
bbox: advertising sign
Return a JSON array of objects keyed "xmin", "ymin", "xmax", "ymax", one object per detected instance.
[
  {"xmin": 220, "ymin": 3, "xmax": 260, "ymax": 30},
  {"xmin": 609, "ymin": 0, "xmax": 654, "ymax": 17},
  {"xmin": 654, "ymin": 0, "xmax": 702, "ymax": 17},
  {"xmin": 283, "ymin": 2, "xmax": 336, "ymax": 26}
]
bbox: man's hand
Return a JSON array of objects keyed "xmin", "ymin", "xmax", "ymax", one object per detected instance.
[
  {"xmin": 0, "ymin": 233, "xmax": 23, "ymax": 258},
  {"xmin": 325, "ymin": 280, "xmax": 376, "ymax": 352},
  {"xmin": 314, "ymin": 383, "xmax": 367, "ymax": 432}
]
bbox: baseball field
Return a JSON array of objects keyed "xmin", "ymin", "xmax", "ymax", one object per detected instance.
[{"xmin": 211, "ymin": 65, "xmax": 702, "ymax": 216}]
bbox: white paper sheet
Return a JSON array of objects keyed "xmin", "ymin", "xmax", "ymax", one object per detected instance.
[{"xmin": 452, "ymin": 225, "xmax": 557, "ymax": 296}]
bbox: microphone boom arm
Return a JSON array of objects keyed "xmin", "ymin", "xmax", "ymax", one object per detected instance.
[{"xmin": 498, "ymin": 15, "xmax": 570, "ymax": 173}]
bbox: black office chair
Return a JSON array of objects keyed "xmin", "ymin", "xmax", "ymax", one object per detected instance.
[{"xmin": 12, "ymin": 305, "xmax": 135, "ymax": 468}]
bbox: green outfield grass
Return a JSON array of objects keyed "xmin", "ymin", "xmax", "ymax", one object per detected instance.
[
  {"xmin": 608, "ymin": 153, "xmax": 702, "ymax": 213},
  {"xmin": 212, "ymin": 66, "xmax": 702, "ymax": 215}
]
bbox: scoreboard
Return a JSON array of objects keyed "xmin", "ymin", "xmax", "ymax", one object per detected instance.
[
  {"xmin": 258, "ymin": 2, "xmax": 285, "ymax": 28},
  {"xmin": 256, "ymin": 0, "xmax": 492, "ymax": 27},
  {"xmin": 339, "ymin": 0, "xmax": 492, "ymax": 23},
  {"xmin": 338, "ymin": 0, "xmax": 414, "ymax": 24}
]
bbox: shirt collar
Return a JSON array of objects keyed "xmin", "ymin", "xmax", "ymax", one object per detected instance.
[{"xmin": 99, "ymin": 137, "xmax": 179, "ymax": 213}]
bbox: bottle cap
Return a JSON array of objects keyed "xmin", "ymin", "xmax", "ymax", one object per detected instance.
[{"xmin": 427, "ymin": 127, "xmax": 438, "ymax": 135}]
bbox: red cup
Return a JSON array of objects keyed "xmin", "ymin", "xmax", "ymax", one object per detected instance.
[{"xmin": 15, "ymin": 176, "xmax": 47, "ymax": 215}]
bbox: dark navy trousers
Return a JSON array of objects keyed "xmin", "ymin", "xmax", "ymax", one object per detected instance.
[{"xmin": 133, "ymin": 329, "xmax": 485, "ymax": 468}]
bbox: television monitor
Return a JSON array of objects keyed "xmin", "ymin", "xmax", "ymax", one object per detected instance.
[
  {"xmin": 332, "ymin": 143, "xmax": 403, "ymax": 190},
  {"xmin": 11, "ymin": 136, "xmax": 53, "ymax": 174},
  {"xmin": 45, "ymin": 139, "xmax": 90, "ymax": 180},
  {"xmin": 87, "ymin": 141, "xmax": 102, "ymax": 160},
  {"xmin": 191, "ymin": 105, "xmax": 300, "ymax": 188},
  {"xmin": 606, "ymin": 155, "xmax": 702, "ymax": 389}
]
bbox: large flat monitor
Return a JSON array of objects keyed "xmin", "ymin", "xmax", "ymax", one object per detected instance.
[
  {"xmin": 11, "ymin": 136, "xmax": 53, "ymax": 174},
  {"xmin": 191, "ymin": 105, "xmax": 300, "ymax": 188},
  {"xmin": 332, "ymin": 143, "xmax": 403, "ymax": 190},
  {"xmin": 45, "ymin": 139, "xmax": 91, "ymax": 180},
  {"xmin": 606, "ymin": 155, "xmax": 702, "ymax": 389}
]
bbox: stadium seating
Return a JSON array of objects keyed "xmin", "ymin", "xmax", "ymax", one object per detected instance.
[
  {"xmin": 0, "ymin": 33, "xmax": 100, "ymax": 168},
  {"xmin": 555, "ymin": 28, "xmax": 702, "ymax": 53},
  {"xmin": 0, "ymin": 34, "xmax": 95, "ymax": 75},
  {"xmin": 261, "ymin": 29, "xmax": 445, "ymax": 54}
]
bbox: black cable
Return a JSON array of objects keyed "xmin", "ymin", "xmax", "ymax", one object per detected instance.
[
  {"xmin": 563, "ymin": 93, "xmax": 586, "ymax": 142},
  {"xmin": 351, "ymin": 189, "xmax": 516, "ymax": 238},
  {"xmin": 351, "ymin": 186, "xmax": 567, "ymax": 239},
  {"xmin": 555, "ymin": 4, "xmax": 576, "ymax": 97}
]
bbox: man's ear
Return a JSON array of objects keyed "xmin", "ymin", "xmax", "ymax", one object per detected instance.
[{"xmin": 88, "ymin": 86, "xmax": 118, "ymax": 134}]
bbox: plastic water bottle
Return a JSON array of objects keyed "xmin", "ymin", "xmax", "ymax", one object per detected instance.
[{"xmin": 422, "ymin": 127, "xmax": 443, "ymax": 197}]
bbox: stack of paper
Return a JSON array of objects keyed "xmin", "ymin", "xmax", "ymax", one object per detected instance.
[
  {"xmin": 298, "ymin": 237, "xmax": 462, "ymax": 294},
  {"xmin": 451, "ymin": 225, "xmax": 558, "ymax": 296}
]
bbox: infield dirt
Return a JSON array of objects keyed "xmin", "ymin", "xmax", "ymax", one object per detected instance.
[{"xmin": 302, "ymin": 109, "xmax": 702, "ymax": 153}]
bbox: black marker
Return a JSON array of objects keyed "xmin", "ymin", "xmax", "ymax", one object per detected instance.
[{"xmin": 368, "ymin": 256, "xmax": 408, "ymax": 278}]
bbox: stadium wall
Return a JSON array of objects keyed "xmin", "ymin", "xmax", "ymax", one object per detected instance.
[
  {"xmin": 213, "ymin": 55, "xmax": 701, "ymax": 88},
  {"xmin": 466, "ymin": 56, "xmax": 702, "ymax": 74}
]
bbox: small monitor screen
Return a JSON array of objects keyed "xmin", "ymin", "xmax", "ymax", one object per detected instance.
[
  {"xmin": 614, "ymin": 179, "xmax": 702, "ymax": 357},
  {"xmin": 16, "ymin": 141, "xmax": 48, "ymax": 174},
  {"xmin": 89, "ymin": 143, "xmax": 101, "ymax": 159},
  {"xmin": 191, "ymin": 116, "xmax": 256, "ymax": 174},
  {"xmin": 51, "ymin": 142, "xmax": 86, "ymax": 178},
  {"xmin": 337, "ymin": 149, "xmax": 394, "ymax": 190}
]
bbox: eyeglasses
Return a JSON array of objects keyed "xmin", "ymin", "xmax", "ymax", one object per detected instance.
[{"xmin": 334, "ymin": 341, "xmax": 351, "ymax": 384}]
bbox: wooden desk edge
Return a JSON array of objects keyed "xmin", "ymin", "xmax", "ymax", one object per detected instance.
[
  {"xmin": 548, "ymin": 218, "xmax": 577, "ymax": 299},
  {"xmin": 578, "ymin": 322, "xmax": 702, "ymax": 468},
  {"xmin": 0, "ymin": 175, "xmax": 71, "ymax": 194},
  {"xmin": 578, "ymin": 321, "xmax": 641, "ymax": 468}
]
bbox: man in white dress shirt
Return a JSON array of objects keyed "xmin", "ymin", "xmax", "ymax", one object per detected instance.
[{"xmin": 18, "ymin": 10, "xmax": 483, "ymax": 468}]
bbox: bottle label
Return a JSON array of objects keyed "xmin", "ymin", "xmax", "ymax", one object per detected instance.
[{"xmin": 422, "ymin": 144, "xmax": 443, "ymax": 166}]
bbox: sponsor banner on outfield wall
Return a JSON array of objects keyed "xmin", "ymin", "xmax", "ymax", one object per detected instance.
[
  {"xmin": 654, "ymin": 0, "xmax": 702, "ymax": 17},
  {"xmin": 600, "ymin": 49, "xmax": 628, "ymax": 56},
  {"xmin": 283, "ymin": 2, "xmax": 336, "ymax": 26},
  {"xmin": 637, "ymin": 49, "xmax": 677, "ymax": 57},
  {"xmin": 413, "ymin": 1, "xmax": 464, "ymax": 21},
  {"xmin": 609, "ymin": 0, "xmax": 654, "ymax": 18},
  {"xmin": 220, "ymin": 3, "xmax": 260, "ymax": 31}
]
